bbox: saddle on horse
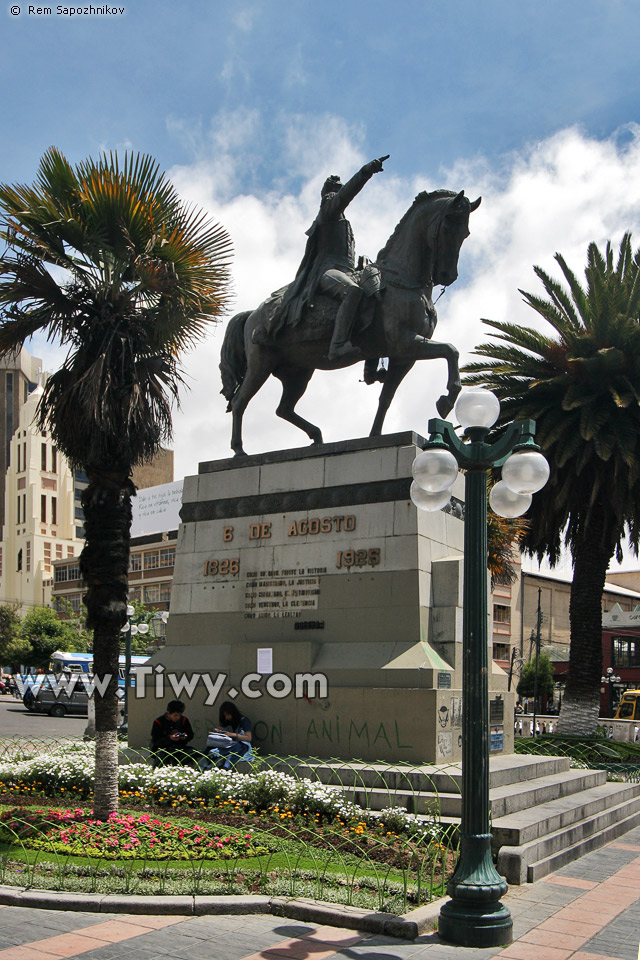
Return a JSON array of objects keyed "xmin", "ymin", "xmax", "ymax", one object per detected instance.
[{"xmin": 252, "ymin": 261, "xmax": 382, "ymax": 347}]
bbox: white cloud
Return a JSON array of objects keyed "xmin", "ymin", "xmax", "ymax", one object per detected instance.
[
  {"xmin": 161, "ymin": 117, "xmax": 640, "ymax": 484},
  {"xmin": 26, "ymin": 116, "xmax": 640, "ymax": 548}
]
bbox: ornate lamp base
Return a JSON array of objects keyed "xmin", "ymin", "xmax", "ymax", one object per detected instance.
[
  {"xmin": 438, "ymin": 899, "xmax": 513, "ymax": 947},
  {"xmin": 438, "ymin": 835, "xmax": 513, "ymax": 947}
]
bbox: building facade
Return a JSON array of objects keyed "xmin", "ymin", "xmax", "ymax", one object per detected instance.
[
  {"xmin": 0, "ymin": 381, "xmax": 79, "ymax": 613},
  {"xmin": 0, "ymin": 348, "xmax": 42, "ymax": 532},
  {"xmin": 51, "ymin": 479, "xmax": 182, "ymax": 638},
  {"xmin": 52, "ymin": 529, "xmax": 177, "ymax": 642}
]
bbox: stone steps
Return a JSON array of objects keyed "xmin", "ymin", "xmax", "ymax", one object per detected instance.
[
  {"xmin": 263, "ymin": 753, "xmax": 640, "ymax": 884},
  {"xmin": 275, "ymin": 753, "xmax": 569, "ymax": 794},
  {"xmin": 495, "ymin": 783, "xmax": 640, "ymax": 883},
  {"xmin": 335, "ymin": 768, "xmax": 605, "ymax": 819}
]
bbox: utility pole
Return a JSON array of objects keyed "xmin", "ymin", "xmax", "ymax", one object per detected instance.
[{"xmin": 532, "ymin": 588, "xmax": 542, "ymax": 736}]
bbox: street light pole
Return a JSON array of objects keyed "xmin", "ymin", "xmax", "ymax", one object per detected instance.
[
  {"xmin": 601, "ymin": 666, "xmax": 621, "ymax": 717},
  {"xmin": 411, "ymin": 388, "xmax": 549, "ymax": 948},
  {"xmin": 120, "ymin": 604, "xmax": 148, "ymax": 735}
]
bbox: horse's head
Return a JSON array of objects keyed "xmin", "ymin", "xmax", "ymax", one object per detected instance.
[{"xmin": 431, "ymin": 191, "xmax": 481, "ymax": 287}]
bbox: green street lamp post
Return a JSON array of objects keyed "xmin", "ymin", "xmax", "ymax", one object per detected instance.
[
  {"xmin": 120, "ymin": 604, "xmax": 149, "ymax": 734},
  {"xmin": 601, "ymin": 666, "xmax": 621, "ymax": 717},
  {"xmin": 411, "ymin": 388, "xmax": 549, "ymax": 948}
]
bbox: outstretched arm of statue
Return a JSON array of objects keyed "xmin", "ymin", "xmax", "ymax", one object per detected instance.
[{"xmin": 329, "ymin": 155, "xmax": 390, "ymax": 215}]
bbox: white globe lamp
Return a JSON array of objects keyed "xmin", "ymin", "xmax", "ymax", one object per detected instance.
[
  {"xmin": 455, "ymin": 388, "xmax": 500, "ymax": 430},
  {"xmin": 489, "ymin": 480, "xmax": 532, "ymax": 518},
  {"xmin": 412, "ymin": 447, "xmax": 458, "ymax": 492},
  {"xmin": 410, "ymin": 480, "xmax": 452, "ymax": 512},
  {"xmin": 501, "ymin": 449, "xmax": 550, "ymax": 495}
]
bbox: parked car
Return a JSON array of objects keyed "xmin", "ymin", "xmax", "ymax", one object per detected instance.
[{"xmin": 27, "ymin": 677, "xmax": 90, "ymax": 718}]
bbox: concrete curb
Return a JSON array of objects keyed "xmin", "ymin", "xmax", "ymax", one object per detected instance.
[{"xmin": 0, "ymin": 885, "xmax": 445, "ymax": 939}]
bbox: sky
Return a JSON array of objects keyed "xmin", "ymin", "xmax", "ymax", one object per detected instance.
[{"xmin": 2, "ymin": 0, "xmax": 640, "ymax": 572}]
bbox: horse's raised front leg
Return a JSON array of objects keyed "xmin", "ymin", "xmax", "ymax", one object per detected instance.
[
  {"xmin": 275, "ymin": 368, "xmax": 323, "ymax": 445},
  {"xmin": 395, "ymin": 336, "xmax": 461, "ymax": 419},
  {"xmin": 230, "ymin": 360, "xmax": 273, "ymax": 456},
  {"xmin": 370, "ymin": 360, "xmax": 414, "ymax": 436}
]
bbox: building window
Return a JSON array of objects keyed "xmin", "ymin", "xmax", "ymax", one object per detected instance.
[
  {"xmin": 612, "ymin": 637, "xmax": 640, "ymax": 668},
  {"xmin": 58, "ymin": 594, "xmax": 82, "ymax": 614},
  {"xmin": 55, "ymin": 543, "xmax": 63, "ymax": 559},
  {"xmin": 41, "ymin": 494, "xmax": 47, "ymax": 523},
  {"xmin": 129, "ymin": 586, "xmax": 142, "ymax": 602},
  {"xmin": 51, "ymin": 497, "xmax": 57, "ymax": 526},
  {"xmin": 44, "ymin": 541, "xmax": 51, "ymax": 572},
  {"xmin": 144, "ymin": 551, "xmax": 159, "ymax": 570},
  {"xmin": 41, "ymin": 442, "xmax": 47, "ymax": 472},
  {"xmin": 130, "ymin": 554, "xmax": 142, "ymax": 572},
  {"xmin": 159, "ymin": 547, "xmax": 175, "ymax": 567},
  {"xmin": 144, "ymin": 584, "xmax": 160, "ymax": 603},
  {"xmin": 54, "ymin": 563, "xmax": 80, "ymax": 583},
  {"xmin": 16, "ymin": 495, "xmax": 20, "ymax": 525},
  {"xmin": 51, "ymin": 446, "xmax": 57, "ymax": 472},
  {"xmin": 0, "ymin": 547, "xmax": 3, "ymax": 577},
  {"xmin": 17, "ymin": 548, "xmax": 22, "ymax": 572},
  {"xmin": 493, "ymin": 642, "xmax": 510, "ymax": 660},
  {"xmin": 493, "ymin": 604, "xmax": 511, "ymax": 624},
  {"xmin": 22, "ymin": 494, "xmax": 26, "ymax": 525},
  {"xmin": 67, "ymin": 547, "xmax": 74, "ymax": 558},
  {"xmin": 26, "ymin": 541, "xmax": 30, "ymax": 572}
]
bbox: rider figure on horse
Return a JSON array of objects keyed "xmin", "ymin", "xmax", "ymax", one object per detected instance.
[{"xmin": 270, "ymin": 155, "xmax": 389, "ymax": 361}]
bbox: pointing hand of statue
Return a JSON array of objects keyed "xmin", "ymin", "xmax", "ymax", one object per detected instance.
[{"xmin": 374, "ymin": 155, "xmax": 390, "ymax": 172}]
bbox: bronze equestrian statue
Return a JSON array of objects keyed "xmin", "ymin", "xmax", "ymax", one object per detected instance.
[{"xmin": 220, "ymin": 157, "xmax": 480, "ymax": 456}]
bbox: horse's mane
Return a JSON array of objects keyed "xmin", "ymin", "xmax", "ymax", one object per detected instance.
[{"xmin": 377, "ymin": 189, "xmax": 458, "ymax": 262}]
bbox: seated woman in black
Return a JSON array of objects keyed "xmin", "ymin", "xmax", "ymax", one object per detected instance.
[
  {"xmin": 211, "ymin": 701, "xmax": 253, "ymax": 769},
  {"xmin": 150, "ymin": 699, "xmax": 195, "ymax": 767}
]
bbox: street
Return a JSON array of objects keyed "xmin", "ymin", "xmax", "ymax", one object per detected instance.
[{"xmin": 0, "ymin": 691, "xmax": 87, "ymax": 741}]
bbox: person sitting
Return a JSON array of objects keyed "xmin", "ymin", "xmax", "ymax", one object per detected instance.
[
  {"xmin": 203, "ymin": 701, "xmax": 253, "ymax": 770},
  {"xmin": 150, "ymin": 700, "xmax": 195, "ymax": 767}
]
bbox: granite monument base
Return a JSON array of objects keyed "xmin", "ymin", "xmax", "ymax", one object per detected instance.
[{"xmin": 129, "ymin": 432, "xmax": 513, "ymax": 763}]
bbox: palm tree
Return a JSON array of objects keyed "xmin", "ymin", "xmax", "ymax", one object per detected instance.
[
  {"xmin": 0, "ymin": 148, "xmax": 232, "ymax": 816},
  {"xmin": 464, "ymin": 235, "xmax": 640, "ymax": 735}
]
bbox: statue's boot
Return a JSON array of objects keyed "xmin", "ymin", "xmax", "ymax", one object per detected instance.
[
  {"xmin": 363, "ymin": 358, "xmax": 386, "ymax": 384},
  {"xmin": 328, "ymin": 287, "xmax": 363, "ymax": 361}
]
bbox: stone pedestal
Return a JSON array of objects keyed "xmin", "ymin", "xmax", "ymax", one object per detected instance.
[{"xmin": 129, "ymin": 432, "xmax": 513, "ymax": 762}]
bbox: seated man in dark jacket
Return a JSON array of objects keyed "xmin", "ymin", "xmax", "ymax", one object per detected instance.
[{"xmin": 150, "ymin": 699, "xmax": 195, "ymax": 767}]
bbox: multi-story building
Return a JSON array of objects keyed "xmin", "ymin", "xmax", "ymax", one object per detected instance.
[
  {"xmin": 0, "ymin": 379, "xmax": 79, "ymax": 612},
  {"xmin": 0, "ymin": 348, "xmax": 42, "ymax": 532},
  {"xmin": 490, "ymin": 564, "xmax": 640, "ymax": 691},
  {"xmin": 0, "ymin": 347, "xmax": 175, "ymax": 612},
  {"xmin": 51, "ymin": 480, "xmax": 182, "ymax": 640}
]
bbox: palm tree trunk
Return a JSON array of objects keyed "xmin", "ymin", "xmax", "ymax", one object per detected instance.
[
  {"xmin": 80, "ymin": 470, "xmax": 134, "ymax": 820},
  {"xmin": 556, "ymin": 514, "xmax": 613, "ymax": 736}
]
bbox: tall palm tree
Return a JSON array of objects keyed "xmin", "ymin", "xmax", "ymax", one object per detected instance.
[
  {"xmin": 464, "ymin": 235, "xmax": 640, "ymax": 735},
  {"xmin": 0, "ymin": 148, "xmax": 232, "ymax": 816}
]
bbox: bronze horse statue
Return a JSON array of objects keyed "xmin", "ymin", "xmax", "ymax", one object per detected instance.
[{"xmin": 220, "ymin": 189, "xmax": 480, "ymax": 456}]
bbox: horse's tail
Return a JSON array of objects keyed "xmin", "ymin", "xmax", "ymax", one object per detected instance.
[{"xmin": 220, "ymin": 311, "xmax": 251, "ymax": 410}]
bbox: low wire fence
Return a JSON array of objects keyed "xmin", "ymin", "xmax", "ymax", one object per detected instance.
[
  {"xmin": 0, "ymin": 737, "xmax": 461, "ymax": 912},
  {"xmin": 514, "ymin": 734, "xmax": 640, "ymax": 782}
]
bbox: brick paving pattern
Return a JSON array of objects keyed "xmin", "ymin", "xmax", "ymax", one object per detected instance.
[{"xmin": 0, "ymin": 826, "xmax": 638, "ymax": 960}]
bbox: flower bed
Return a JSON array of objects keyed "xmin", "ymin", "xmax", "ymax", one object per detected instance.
[
  {"xmin": 0, "ymin": 741, "xmax": 442, "ymax": 840},
  {"xmin": 0, "ymin": 807, "xmax": 265, "ymax": 860}
]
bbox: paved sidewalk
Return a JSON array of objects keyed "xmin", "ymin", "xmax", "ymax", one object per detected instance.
[{"xmin": 0, "ymin": 827, "xmax": 639, "ymax": 960}]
